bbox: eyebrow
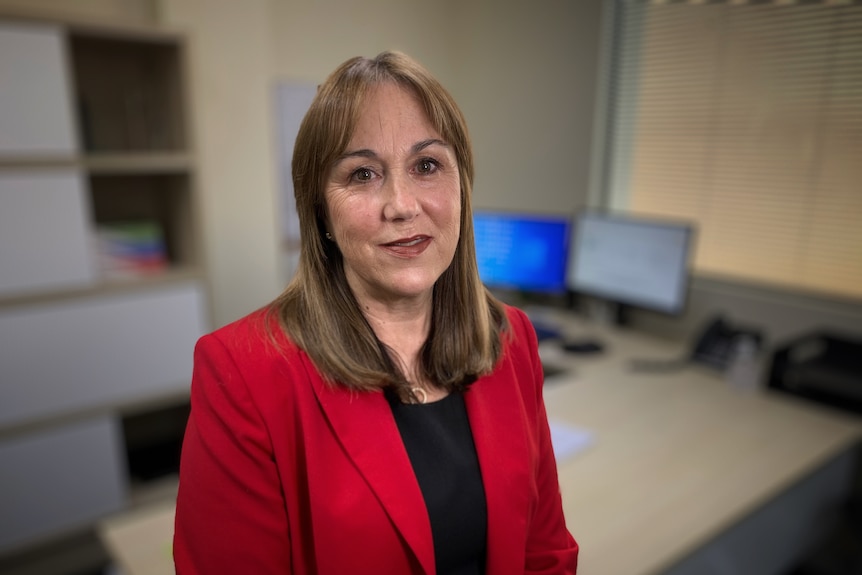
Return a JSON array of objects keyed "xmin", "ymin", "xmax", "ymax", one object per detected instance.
[{"xmin": 337, "ymin": 138, "xmax": 451, "ymax": 162}]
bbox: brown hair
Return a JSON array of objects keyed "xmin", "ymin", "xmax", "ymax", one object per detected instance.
[{"xmin": 270, "ymin": 51, "xmax": 508, "ymax": 397}]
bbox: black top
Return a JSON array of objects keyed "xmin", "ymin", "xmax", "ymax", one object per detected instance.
[{"xmin": 390, "ymin": 392, "xmax": 488, "ymax": 575}]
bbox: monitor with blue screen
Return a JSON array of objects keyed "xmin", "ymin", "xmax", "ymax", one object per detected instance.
[{"xmin": 473, "ymin": 210, "xmax": 570, "ymax": 295}]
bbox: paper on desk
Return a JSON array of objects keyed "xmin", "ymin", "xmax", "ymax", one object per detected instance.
[{"xmin": 548, "ymin": 419, "xmax": 594, "ymax": 462}]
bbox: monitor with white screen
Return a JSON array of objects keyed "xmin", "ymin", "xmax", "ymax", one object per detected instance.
[
  {"xmin": 566, "ymin": 212, "xmax": 694, "ymax": 316},
  {"xmin": 473, "ymin": 210, "xmax": 570, "ymax": 295}
]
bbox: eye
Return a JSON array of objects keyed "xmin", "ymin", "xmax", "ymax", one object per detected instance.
[
  {"xmin": 351, "ymin": 167, "xmax": 374, "ymax": 183},
  {"xmin": 416, "ymin": 158, "xmax": 439, "ymax": 175}
]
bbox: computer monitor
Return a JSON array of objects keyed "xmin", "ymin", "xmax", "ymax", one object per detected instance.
[
  {"xmin": 566, "ymin": 211, "xmax": 694, "ymax": 318},
  {"xmin": 473, "ymin": 210, "xmax": 570, "ymax": 295}
]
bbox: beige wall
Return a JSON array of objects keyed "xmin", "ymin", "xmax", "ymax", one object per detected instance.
[
  {"xmin": 0, "ymin": 0, "xmax": 155, "ymax": 24},
  {"xmin": 268, "ymin": 0, "xmax": 460, "ymax": 90},
  {"xmin": 159, "ymin": 0, "xmax": 283, "ymax": 328},
  {"xmin": 452, "ymin": 0, "xmax": 603, "ymax": 214}
]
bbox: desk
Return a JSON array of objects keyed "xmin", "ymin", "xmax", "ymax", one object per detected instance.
[
  {"xmin": 100, "ymin": 499, "xmax": 175, "ymax": 575},
  {"xmin": 539, "ymin": 319, "xmax": 862, "ymax": 575},
  {"xmin": 99, "ymin": 320, "xmax": 862, "ymax": 575}
]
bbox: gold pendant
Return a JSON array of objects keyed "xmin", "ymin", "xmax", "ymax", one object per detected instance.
[{"xmin": 411, "ymin": 387, "xmax": 428, "ymax": 404}]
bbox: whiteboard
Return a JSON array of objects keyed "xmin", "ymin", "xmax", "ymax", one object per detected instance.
[{"xmin": 273, "ymin": 81, "xmax": 316, "ymax": 281}]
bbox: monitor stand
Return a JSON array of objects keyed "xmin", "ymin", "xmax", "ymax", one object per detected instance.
[
  {"xmin": 561, "ymin": 339, "xmax": 605, "ymax": 354},
  {"xmin": 558, "ymin": 299, "xmax": 632, "ymax": 355},
  {"xmin": 585, "ymin": 299, "xmax": 630, "ymax": 327}
]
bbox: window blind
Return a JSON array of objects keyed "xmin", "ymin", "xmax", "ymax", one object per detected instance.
[{"xmin": 606, "ymin": 0, "xmax": 862, "ymax": 300}]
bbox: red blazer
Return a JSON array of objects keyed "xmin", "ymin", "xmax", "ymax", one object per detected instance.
[{"xmin": 174, "ymin": 305, "xmax": 578, "ymax": 574}]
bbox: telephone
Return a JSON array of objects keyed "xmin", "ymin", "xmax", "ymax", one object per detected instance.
[{"xmin": 691, "ymin": 315, "xmax": 764, "ymax": 370}]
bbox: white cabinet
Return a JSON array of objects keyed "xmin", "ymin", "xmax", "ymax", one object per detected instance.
[
  {"xmin": 0, "ymin": 416, "xmax": 127, "ymax": 553},
  {"xmin": 0, "ymin": 171, "xmax": 96, "ymax": 295},
  {"xmin": 0, "ymin": 12, "xmax": 208, "ymax": 556},
  {"xmin": 0, "ymin": 283, "xmax": 207, "ymax": 428},
  {"xmin": 0, "ymin": 24, "xmax": 75, "ymax": 156}
]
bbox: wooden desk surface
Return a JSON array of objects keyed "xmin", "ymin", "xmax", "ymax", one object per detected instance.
[
  {"xmin": 100, "ymin": 498, "xmax": 175, "ymax": 575},
  {"xmin": 539, "ymin": 321, "xmax": 862, "ymax": 575}
]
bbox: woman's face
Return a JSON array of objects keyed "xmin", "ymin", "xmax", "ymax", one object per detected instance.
[{"xmin": 324, "ymin": 82, "xmax": 461, "ymax": 309}]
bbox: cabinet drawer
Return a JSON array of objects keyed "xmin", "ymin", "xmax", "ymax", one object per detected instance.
[
  {"xmin": 0, "ymin": 171, "xmax": 96, "ymax": 296},
  {"xmin": 0, "ymin": 23, "xmax": 76, "ymax": 156},
  {"xmin": 0, "ymin": 416, "xmax": 126, "ymax": 553},
  {"xmin": 0, "ymin": 283, "xmax": 208, "ymax": 428}
]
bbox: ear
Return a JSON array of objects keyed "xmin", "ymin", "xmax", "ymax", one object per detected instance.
[{"xmin": 316, "ymin": 207, "xmax": 331, "ymax": 242}]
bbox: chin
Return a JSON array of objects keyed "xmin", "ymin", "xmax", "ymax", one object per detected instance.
[{"xmin": 385, "ymin": 275, "xmax": 440, "ymax": 299}]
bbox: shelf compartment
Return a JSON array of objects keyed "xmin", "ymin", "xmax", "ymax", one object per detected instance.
[
  {"xmin": 89, "ymin": 173, "xmax": 197, "ymax": 276},
  {"xmin": 122, "ymin": 400, "xmax": 189, "ymax": 485},
  {"xmin": 69, "ymin": 33, "xmax": 187, "ymax": 153}
]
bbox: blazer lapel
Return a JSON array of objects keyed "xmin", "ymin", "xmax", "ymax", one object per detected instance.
[
  {"xmin": 310, "ymin": 376, "xmax": 435, "ymax": 574},
  {"xmin": 465, "ymin": 368, "xmax": 532, "ymax": 574}
]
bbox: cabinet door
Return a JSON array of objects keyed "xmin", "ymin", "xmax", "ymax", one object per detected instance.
[
  {"xmin": 0, "ymin": 283, "xmax": 207, "ymax": 428},
  {"xmin": 0, "ymin": 170, "xmax": 97, "ymax": 296},
  {"xmin": 0, "ymin": 23, "xmax": 76, "ymax": 156},
  {"xmin": 0, "ymin": 416, "xmax": 126, "ymax": 553}
]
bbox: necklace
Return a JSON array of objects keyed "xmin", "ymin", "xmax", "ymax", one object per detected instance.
[{"xmin": 410, "ymin": 387, "xmax": 428, "ymax": 404}]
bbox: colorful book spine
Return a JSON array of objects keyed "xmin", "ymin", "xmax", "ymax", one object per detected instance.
[{"xmin": 95, "ymin": 221, "xmax": 168, "ymax": 278}]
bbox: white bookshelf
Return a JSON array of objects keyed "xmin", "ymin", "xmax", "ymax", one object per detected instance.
[{"xmin": 0, "ymin": 13, "xmax": 208, "ymax": 555}]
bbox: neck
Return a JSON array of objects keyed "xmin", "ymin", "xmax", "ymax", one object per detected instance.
[
  {"xmin": 354, "ymin": 285, "xmax": 431, "ymax": 341},
  {"xmin": 365, "ymin": 305, "xmax": 430, "ymax": 358},
  {"xmin": 359, "ymin": 297, "xmax": 432, "ymax": 383}
]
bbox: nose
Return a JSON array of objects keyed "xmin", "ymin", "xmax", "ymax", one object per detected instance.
[{"xmin": 382, "ymin": 172, "xmax": 420, "ymax": 222}]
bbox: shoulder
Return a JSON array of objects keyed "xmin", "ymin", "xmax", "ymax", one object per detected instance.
[
  {"xmin": 192, "ymin": 306, "xmax": 322, "ymax": 422},
  {"xmin": 475, "ymin": 304, "xmax": 544, "ymax": 412},
  {"xmin": 492, "ymin": 304, "xmax": 540, "ymax": 379},
  {"xmin": 207, "ymin": 305, "xmax": 296, "ymax": 347},
  {"xmin": 503, "ymin": 305, "xmax": 537, "ymax": 347},
  {"xmin": 196, "ymin": 306, "xmax": 305, "ymax": 374}
]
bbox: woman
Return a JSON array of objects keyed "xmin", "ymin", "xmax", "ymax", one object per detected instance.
[{"xmin": 174, "ymin": 51, "xmax": 578, "ymax": 574}]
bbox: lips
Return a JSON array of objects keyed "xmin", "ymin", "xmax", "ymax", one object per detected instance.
[
  {"xmin": 382, "ymin": 235, "xmax": 430, "ymax": 256},
  {"xmin": 384, "ymin": 235, "xmax": 427, "ymax": 247}
]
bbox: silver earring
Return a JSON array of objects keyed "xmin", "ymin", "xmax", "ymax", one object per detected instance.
[{"xmin": 325, "ymin": 232, "xmax": 333, "ymax": 240}]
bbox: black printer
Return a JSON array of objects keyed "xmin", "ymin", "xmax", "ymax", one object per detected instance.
[{"xmin": 768, "ymin": 331, "xmax": 862, "ymax": 416}]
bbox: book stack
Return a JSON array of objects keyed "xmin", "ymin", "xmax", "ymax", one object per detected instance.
[{"xmin": 95, "ymin": 221, "xmax": 168, "ymax": 279}]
